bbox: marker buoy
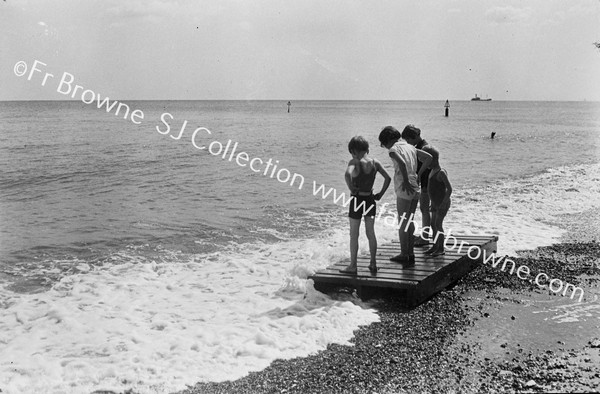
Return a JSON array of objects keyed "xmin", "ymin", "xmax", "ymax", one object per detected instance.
[{"xmin": 444, "ymin": 100, "xmax": 450, "ymax": 117}]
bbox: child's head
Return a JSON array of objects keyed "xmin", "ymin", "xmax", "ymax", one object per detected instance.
[
  {"xmin": 401, "ymin": 124, "xmax": 421, "ymax": 145},
  {"xmin": 348, "ymin": 136, "xmax": 369, "ymax": 156},
  {"xmin": 378, "ymin": 126, "xmax": 401, "ymax": 148}
]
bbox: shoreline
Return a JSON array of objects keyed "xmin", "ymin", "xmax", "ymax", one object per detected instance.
[{"xmin": 179, "ymin": 223, "xmax": 600, "ymax": 393}]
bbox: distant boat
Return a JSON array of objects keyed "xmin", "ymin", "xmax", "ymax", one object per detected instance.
[{"xmin": 471, "ymin": 94, "xmax": 492, "ymax": 101}]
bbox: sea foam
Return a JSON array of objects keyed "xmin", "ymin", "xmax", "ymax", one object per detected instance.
[{"xmin": 0, "ymin": 234, "xmax": 379, "ymax": 393}]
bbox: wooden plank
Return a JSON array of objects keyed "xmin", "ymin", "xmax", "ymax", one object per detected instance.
[
  {"xmin": 355, "ymin": 256, "xmax": 460, "ymax": 267},
  {"xmin": 390, "ymin": 234, "xmax": 498, "ymax": 241},
  {"xmin": 330, "ymin": 265, "xmax": 440, "ymax": 276},
  {"xmin": 336, "ymin": 258, "xmax": 460, "ymax": 274},
  {"xmin": 377, "ymin": 247, "xmax": 472, "ymax": 254},
  {"xmin": 321, "ymin": 268, "xmax": 433, "ymax": 282},
  {"xmin": 379, "ymin": 244, "xmax": 486, "ymax": 251},
  {"xmin": 378, "ymin": 244, "xmax": 482, "ymax": 252},
  {"xmin": 310, "ymin": 272, "xmax": 418, "ymax": 288},
  {"xmin": 368, "ymin": 253, "xmax": 471, "ymax": 264},
  {"xmin": 375, "ymin": 250, "xmax": 473, "ymax": 260}
]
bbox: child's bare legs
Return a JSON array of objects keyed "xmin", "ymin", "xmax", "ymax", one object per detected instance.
[
  {"xmin": 407, "ymin": 198, "xmax": 418, "ymax": 254},
  {"xmin": 340, "ymin": 218, "xmax": 361, "ymax": 273},
  {"xmin": 397, "ymin": 198, "xmax": 411, "ymax": 256},
  {"xmin": 415, "ymin": 189, "xmax": 431, "ymax": 243},
  {"xmin": 425, "ymin": 211, "xmax": 441, "ymax": 254},
  {"xmin": 420, "ymin": 189, "xmax": 431, "ymax": 230},
  {"xmin": 426, "ymin": 208, "xmax": 448, "ymax": 256},
  {"xmin": 432, "ymin": 208, "xmax": 448, "ymax": 256},
  {"xmin": 364, "ymin": 216, "xmax": 377, "ymax": 271},
  {"xmin": 392, "ymin": 197, "xmax": 418, "ymax": 262}
]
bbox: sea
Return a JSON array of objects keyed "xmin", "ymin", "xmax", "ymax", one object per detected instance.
[{"xmin": 0, "ymin": 100, "xmax": 599, "ymax": 393}]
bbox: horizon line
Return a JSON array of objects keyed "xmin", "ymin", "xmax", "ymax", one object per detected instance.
[{"xmin": 1, "ymin": 98, "xmax": 599, "ymax": 103}]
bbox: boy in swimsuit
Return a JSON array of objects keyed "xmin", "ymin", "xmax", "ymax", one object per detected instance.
[
  {"xmin": 425, "ymin": 150, "xmax": 452, "ymax": 257},
  {"xmin": 379, "ymin": 126, "xmax": 432, "ymax": 266},
  {"xmin": 339, "ymin": 136, "xmax": 391, "ymax": 274}
]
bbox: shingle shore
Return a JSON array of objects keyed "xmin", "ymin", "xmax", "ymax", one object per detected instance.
[{"xmin": 178, "ymin": 241, "xmax": 600, "ymax": 394}]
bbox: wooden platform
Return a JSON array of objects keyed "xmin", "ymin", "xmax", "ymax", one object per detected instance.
[{"xmin": 308, "ymin": 234, "xmax": 498, "ymax": 306}]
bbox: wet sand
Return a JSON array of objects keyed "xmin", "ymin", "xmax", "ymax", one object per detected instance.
[{"xmin": 179, "ymin": 216, "xmax": 600, "ymax": 394}]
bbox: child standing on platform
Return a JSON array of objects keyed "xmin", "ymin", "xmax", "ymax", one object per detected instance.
[
  {"xmin": 401, "ymin": 125, "xmax": 439, "ymax": 245},
  {"xmin": 339, "ymin": 136, "xmax": 391, "ymax": 275},
  {"xmin": 379, "ymin": 126, "xmax": 432, "ymax": 266},
  {"xmin": 425, "ymin": 150, "xmax": 452, "ymax": 257}
]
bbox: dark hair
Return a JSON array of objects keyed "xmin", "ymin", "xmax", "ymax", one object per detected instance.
[
  {"xmin": 348, "ymin": 136, "xmax": 369, "ymax": 154},
  {"xmin": 401, "ymin": 124, "xmax": 421, "ymax": 140},
  {"xmin": 378, "ymin": 126, "xmax": 402, "ymax": 146}
]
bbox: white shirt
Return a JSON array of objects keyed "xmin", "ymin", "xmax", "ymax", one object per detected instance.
[{"xmin": 388, "ymin": 139, "xmax": 419, "ymax": 193}]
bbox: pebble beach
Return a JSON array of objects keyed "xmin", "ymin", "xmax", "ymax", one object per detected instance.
[{"xmin": 179, "ymin": 217, "xmax": 600, "ymax": 394}]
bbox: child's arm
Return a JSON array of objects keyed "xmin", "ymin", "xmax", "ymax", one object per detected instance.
[
  {"xmin": 345, "ymin": 159, "xmax": 359, "ymax": 194},
  {"xmin": 373, "ymin": 159, "xmax": 391, "ymax": 200},
  {"xmin": 389, "ymin": 151, "xmax": 415, "ymax": 195},
  {"xmin": 439, "ymin": 169, "xmax": 452, "ymax": 204},
  {"xmin": 416, "ymin": 149, "xmax": 433, "ymax": 181}
]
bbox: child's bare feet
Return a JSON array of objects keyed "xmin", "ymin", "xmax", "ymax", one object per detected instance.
[
  {"xmin": 402, "ymin": 255, "xmax": 415, "ymax": 267},
  {"xmin": 339, "ymin": 265, "xmax": 357, "ymax": 274},
  {"xmin": 424, "ymin": 247, "xmax": 437, "ymax": 255},
  {"xmin": 390, "ymin": 254, "xmax": 409, "ymax": 263},
  {"xmin": 414, "ymin": 235, "xmax": 429, "ymax": 246},
  {"xmin": 368, "ymin": 261, "xmax": 377, "ymax": 274}
]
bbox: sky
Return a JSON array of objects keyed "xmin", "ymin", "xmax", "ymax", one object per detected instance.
[{"xmin": 1, "ymin": 0, "xmax": 600, "ymax": 101}]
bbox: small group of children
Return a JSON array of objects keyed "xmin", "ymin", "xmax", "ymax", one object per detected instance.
[
  {"xmin": 340, "ymin": 126, "xmax": 452, "ymax": 274},
  {"xmin": 401, "ymin": 126, "xmax": 452, "ymax": 256}
]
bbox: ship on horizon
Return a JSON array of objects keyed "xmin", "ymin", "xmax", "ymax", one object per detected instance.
[{"xmin": 471, "ymin": 94, "xmax": 492, "ymax": 101}]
